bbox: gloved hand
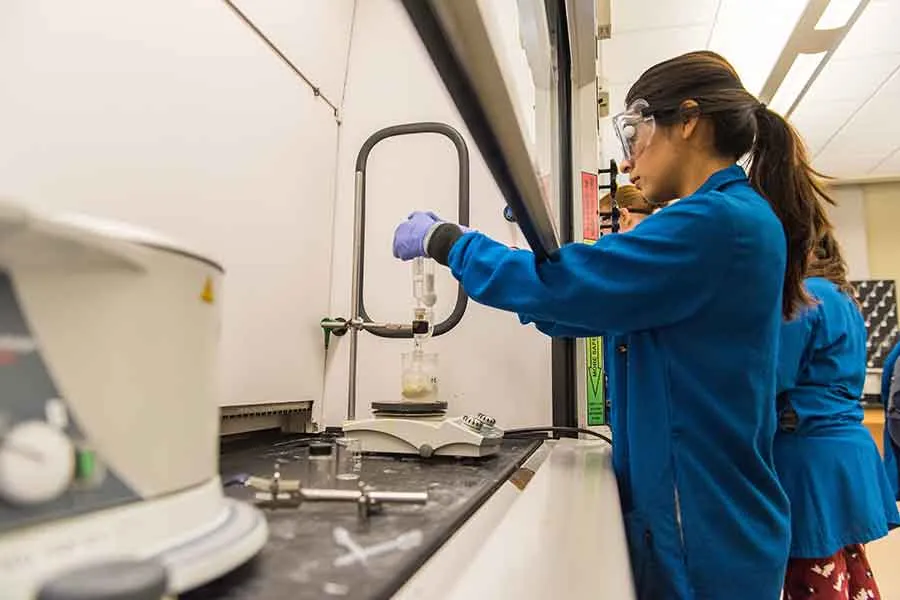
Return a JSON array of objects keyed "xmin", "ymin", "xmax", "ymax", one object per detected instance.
[
  {"xmin": 393, "ymin": 211, "xmax": 442, "ymax": 260},
  {"xmin": 393, "ymin": 212, "xmax": 471, "ymax": 261}
]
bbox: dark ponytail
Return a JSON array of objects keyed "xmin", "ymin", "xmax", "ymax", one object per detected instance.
[
  {"xmin": 750, "ymin": 106, "xmax": 836, "ymax": 317},
  {"xmin": 627, "ymin": 51, "xmax": 833, "ymax": 319}
]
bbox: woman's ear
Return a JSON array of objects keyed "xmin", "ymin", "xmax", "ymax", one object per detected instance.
[
  {"xmin": 680, "ymin": 99, "xmax": 701, "ymax": 140},
  {"xmin": 619, "ymin": 207, "xmax": 633, "ymax": 228}
]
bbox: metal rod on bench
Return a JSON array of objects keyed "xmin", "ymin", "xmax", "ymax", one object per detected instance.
[{"xmin": 348, "ymin": 171, "xmax": 365, "ymax": 421}]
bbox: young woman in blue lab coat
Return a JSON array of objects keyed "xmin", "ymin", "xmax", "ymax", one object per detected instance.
[
  {"xmin": 776, "ymin": 229, "xmax": 899, "ymax": 599},
  {"xmin": 393, "ymin": 50, "xmax": 831, "ymax": 599},
  {"xmin": 882, "ymin": 340, "xmax": 900, "ymax": 499}
]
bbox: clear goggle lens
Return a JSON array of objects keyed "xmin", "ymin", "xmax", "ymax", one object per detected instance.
[{"xmin": 612, "ymin": 99, "xmax": 655, "ymax": 161}]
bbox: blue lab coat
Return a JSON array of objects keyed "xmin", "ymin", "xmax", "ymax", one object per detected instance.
[
  {"xmin": 882, "ymin": 341, "xmax": 900, "ymax": 499},
  {"xmin": 775, "ymin": 277, "xmax": 899, "ymax": 557},
  {"xmin": 449, "ymin": 165, "xmax": 790, "ymax": 600}
]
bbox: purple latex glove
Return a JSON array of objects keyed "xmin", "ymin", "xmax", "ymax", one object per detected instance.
[
  {"xmin": 393, "ymin": 211, "xmax": 442, "ymax": 260},
  {"xmin": 392, "ymin": 212, "xmax": 471, "ymax": 261}
]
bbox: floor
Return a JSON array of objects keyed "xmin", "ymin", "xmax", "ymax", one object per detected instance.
[{"xmin": 867, "ymin": 509, "xmax": 900, "ymax": 597}]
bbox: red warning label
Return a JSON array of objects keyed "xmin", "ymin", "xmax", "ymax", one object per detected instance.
[{"xmin": 581, "ymin": 172, "xmax": 599, "ymax": 242}]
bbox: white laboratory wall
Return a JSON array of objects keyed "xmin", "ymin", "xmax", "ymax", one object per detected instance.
[
  {"xmin": 0, "ymin": 0, "xmax": 353, "ymax": 407},
  {"xmin": 828, "ymin": 186, "xmax": 871, "ymax": 280},
  {"xmin": 230, "ymin": 0, "xmax": 357, "ymax": 104},
  {"xmin": 322, "ymin": 0, "xmax": 553, "ymax": 428}
]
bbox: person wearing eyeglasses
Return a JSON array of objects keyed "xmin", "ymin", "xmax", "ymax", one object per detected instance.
[
  {"xmin": 392, "ymin": 50, "xmax": 832, "ymax": 599},
  {"xmin": 776, "ymin": 227, "xmax": 898, "ymax": 599}
]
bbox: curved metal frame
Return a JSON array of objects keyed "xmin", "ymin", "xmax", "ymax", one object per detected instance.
[
  {"xmin": 354, "ymin": 122, "xmax": 470, "ymax": 338},
  {"xmin": 339, "ymin": 122, "xmax": 471, "ymax": 420}
]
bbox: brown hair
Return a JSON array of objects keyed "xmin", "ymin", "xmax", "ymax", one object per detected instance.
[
  {"xmin": 599, "ymin": 184, "xmax": 655, "ymax": 213},
  {"xmin": 807, "ymin": 203, "xmax": 856, "ymax": 299},
  {"xmin": 626, "ymin": 50, "xmax": 833, "ymax": 319}
]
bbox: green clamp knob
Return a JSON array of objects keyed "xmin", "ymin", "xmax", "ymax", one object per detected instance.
[{"xmin": 321, "ymin": 318, "xmax": 348, "ymax": 350}]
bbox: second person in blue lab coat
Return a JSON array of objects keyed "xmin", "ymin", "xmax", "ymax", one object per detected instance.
[
  {"xmin": 393, "ymin": 50, "xmax": 832, "ymax": 599},
  {"xmin": 776, "ymin": 228, "xmax": 899, "ymax": 599}
]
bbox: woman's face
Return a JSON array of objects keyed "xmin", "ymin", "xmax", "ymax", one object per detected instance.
[{"xmin": 620, "ymin": 124, "xmax": 682, "ymax": 206}]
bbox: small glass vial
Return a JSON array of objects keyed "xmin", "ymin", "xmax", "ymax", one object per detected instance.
[
  {"xmin": 305, "ymin": 441, "xmax": 334, "ymax": 489},
  {"xmin": 335, "ymin": 437, "xmax": 362, "ymax": 483}
]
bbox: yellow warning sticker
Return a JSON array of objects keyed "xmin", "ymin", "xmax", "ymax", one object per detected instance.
[{"xmin": 201, "ymin": 278, "xmax": 215, "ymax": 304}]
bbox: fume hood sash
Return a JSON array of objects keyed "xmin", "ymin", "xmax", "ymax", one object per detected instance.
[{"xmin": 401, "ymin": 0, "xmax": 561, "ymax": 261}]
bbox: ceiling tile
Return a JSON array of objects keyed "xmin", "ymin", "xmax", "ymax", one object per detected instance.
[
  {"xmin": 611, "ymin": 0, "xmax": 719, "ymax": 35},
  {"xmin": 813, "ymin": 148, "xmax": 888, "ymax": 178},
  {"xmin": 833, "ymin": 0, "xmax": 900, "ymax": 60},
  {"xmin": 790, "ymin": 54, "xmax": 900, "ymax": 157},
  {"xmin": 801, "ymin": 55, "xmax": 900, "ymax": 105},
  {"xmin": 601, "ymin": 26, "xmax": 710, "ymax": 85},
  {"xmin": 869, "ymin": 148, "xmax": 900, "ymax": 175},
  {"xmin": 790, "ymin": 98, "xmax": 859, "ymax": 156},
  {"xmin": 813, "ymin": 66, "xmax": 900, "ymax": 163},
  {"xmin": 706, "ymin": 0, "xmax": 808, "ymax": 94}
]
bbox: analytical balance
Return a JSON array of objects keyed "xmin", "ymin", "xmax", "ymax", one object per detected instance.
[{"xmin": 323, "ymin": 123, "xmax": 503, "ymax": 458}]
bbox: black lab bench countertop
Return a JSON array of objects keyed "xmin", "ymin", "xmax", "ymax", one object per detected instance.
[{"xmin": 182, "ymin": 434, "xmax": 541, "ymax": 600}]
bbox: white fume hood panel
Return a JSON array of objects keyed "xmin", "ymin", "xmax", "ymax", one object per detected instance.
[
  {"xmin": 0, "ymin": 0, "xmax": 347, "ymax": 409},
  {"xmin": 226, "ymin": 0, "xmax": 356, "ymax": 104},
  {"xmin": 321, "ymin": 0, "xmax": 553, "ymax": 429}
]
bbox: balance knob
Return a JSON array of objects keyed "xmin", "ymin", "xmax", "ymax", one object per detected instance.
[
  {"xmin": 0, "ymin": 421, "xmax": 75, "ymax": 505},
  {"xmin": 476, "ymin": 413, "xmax": 496, "ymax": 427},
  {"xmin": 462, "ymin": 415, "xmax": 483, "ymax": 432}
]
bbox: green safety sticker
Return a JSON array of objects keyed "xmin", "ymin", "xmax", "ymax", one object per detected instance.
[
  {"xmin": 586, "ymin": 336, "xmax": 605, "ymax": 426},
  {"xmin": 581, "ymin": 171, "xmax": 606, "ymax": 426}
]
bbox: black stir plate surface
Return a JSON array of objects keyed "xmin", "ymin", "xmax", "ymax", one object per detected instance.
[{"xmin": 182, "ymin": 435, "xmax": 540, "ymax": 600}]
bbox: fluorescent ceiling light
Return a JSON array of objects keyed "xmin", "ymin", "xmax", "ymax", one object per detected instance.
[
  {"xmin": 706, "ymin": 0, "xmax": 808, "ymax": 95},
  {"xmin": 815, "ymin": 0, "xmax": 864, "ymax": 30},
  {"xmin": 769, "ymin": 51, "xmax": 827, "ymax": 114}
]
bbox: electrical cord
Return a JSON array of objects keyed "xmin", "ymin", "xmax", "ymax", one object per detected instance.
[{"xmin": 504, "ymin": 426, "xmax": 612, "ymax": 446}]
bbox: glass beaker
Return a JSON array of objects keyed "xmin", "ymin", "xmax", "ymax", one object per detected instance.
[
  {"xmin": 400, "ymin": 351, "xmax": 439, "ymax": 403},
  {"xmin": 305, "ymin": 441, "xmax": 334, "ymax": 489},
  {"xmin": 335, "ymin": 437, "xmax": 362, "ymax": 483}
]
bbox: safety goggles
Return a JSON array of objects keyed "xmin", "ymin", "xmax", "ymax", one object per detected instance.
[{"xmin": 611, "ymin": 99, "xmax": 655, "ymax": 162}]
